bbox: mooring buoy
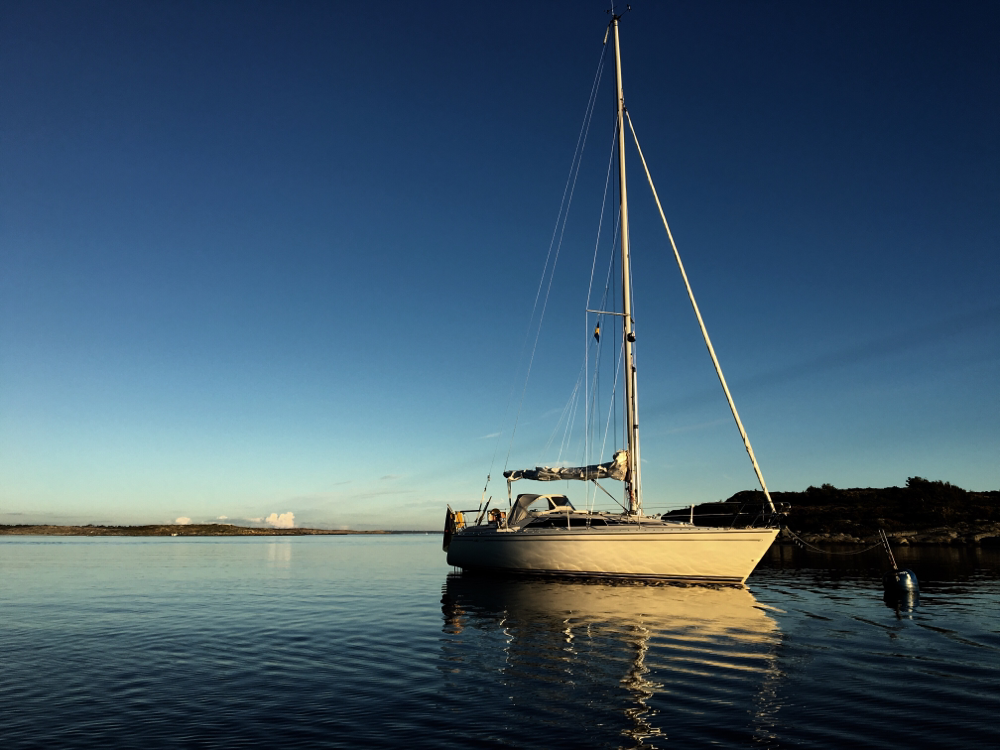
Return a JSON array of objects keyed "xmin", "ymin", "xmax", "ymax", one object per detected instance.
[
  {"xmin": 882, "ymin": 567, "xmax": 919, "ymax": 592},
  {"xmin": 879, "ymin": 528, "xmax": 919, "ymax": 595}
]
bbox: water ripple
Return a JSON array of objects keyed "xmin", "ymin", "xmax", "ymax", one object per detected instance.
[{"xmin": 1, "ymin": 536, "xmax": 998, "ymax": 748}]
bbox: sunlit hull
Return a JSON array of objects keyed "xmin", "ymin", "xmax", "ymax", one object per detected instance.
[{"xmin": 446, "ymin": 525, "xmax": 779, "ymax": 584}]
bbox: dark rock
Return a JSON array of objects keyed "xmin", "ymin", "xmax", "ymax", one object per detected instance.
[{"xmin": 711, "ymin": 478, "xmax": 999, "ymax": 543}]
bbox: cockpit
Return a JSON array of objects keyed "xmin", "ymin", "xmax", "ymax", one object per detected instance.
[{"xmin": 507, "ymin": 494, "xmax": 576, "ymax": 528}]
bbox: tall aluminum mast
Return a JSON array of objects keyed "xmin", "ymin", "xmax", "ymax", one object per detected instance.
[{"xmin": 612, "ymin": 16, "xmax": 642, "ymax": 514}]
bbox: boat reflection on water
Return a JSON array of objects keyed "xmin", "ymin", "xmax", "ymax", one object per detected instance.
[{"xmin": 441, "ymin": 573, "xmax": 784, "ymax": 747}]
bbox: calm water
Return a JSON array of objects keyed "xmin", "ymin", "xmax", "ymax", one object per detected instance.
[{"xmin": 1, "ymin": 536, "xmax": 998, "ymax": 748}]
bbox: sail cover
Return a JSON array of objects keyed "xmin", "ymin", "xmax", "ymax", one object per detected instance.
[{"xmin": 504, "ymin": 450, "xmax": 628, "ymax": 482}]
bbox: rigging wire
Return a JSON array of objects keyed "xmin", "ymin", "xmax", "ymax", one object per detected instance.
[
  {"xmin": 586, "ymin": 230, "xmax": 625, "ymax": 512},
  {"xmin": 479, "ymin": 44, "xmax": 608, "ymax": 494},
  {"xmin": 593, "ymin": 212, "xmax": 622, "ymax": 432},
  {"xmin": 539, "ymin": 362, "xmax": 585, "ymax": 462},
  {"xmin": 583, "ymin": 121, "xmax": 621, "ymax": 507},
  {"xmin": 558, "ymin": 380, "xmax": 581, "ymax": 465},
  {"xmin": 585, "ymin": 120, "xmax": 621, "ymax": 308},
  {"xmin": 583, "ymin": 338, "xmax": 602, "ymax": 477},
  {"xmin": 583, "ymin": 215, "xmax": 624, "ymax": 513},
  {"xmin": 626, "ymin": 204, "xmax": 641, "ymax": 507},
  {"xmin": 599, "ymin": 339, "xmax": 624, "ymax": 465},
  {"xmin": 625, "ymin": 110, "xmax": 776, "ymax": 514},
  {"xmin": 501, "ymin": 43, "xmax": 608, "ymax": 476},
  {"xmin": 535, "ymin": 119, "xmax": 618, "ymax": 494},
  {"xmin": 592, "ymin": 479, "xmax": 628, "ymax": 513},
  {"xmin": 590, "ymin": 211, "xmax": 623, "ymax": 509},
  {"xmin": 581, "ymin": 198, "xmax": 624, "ymax": 509}
]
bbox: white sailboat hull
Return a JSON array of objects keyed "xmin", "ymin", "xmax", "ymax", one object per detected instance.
[{"xmin": 447, "ymin": 525, "xmax": 779, "ymax": 585}]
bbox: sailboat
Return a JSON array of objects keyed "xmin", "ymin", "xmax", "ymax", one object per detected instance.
[{"xmin": 444, "ymin": 14, "xmax": 784, "ymax": 585}]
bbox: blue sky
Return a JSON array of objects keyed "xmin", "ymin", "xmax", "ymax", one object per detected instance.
[{"xmin": 2, "ymin": 1, "xmax": 998, "ymax": 529}]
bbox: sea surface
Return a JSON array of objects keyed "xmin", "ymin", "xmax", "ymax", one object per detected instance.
[{"xmin": 1, "ymin": 535, "xmax": 998, "ymax": 748}]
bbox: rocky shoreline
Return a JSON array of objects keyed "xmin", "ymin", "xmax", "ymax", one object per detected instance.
[
  {"xmin": 776, "ymin": 522, "xmax": 1000, "ymax": 547},
  {"xmin": 662, "ymin": 476, "xmax": 1000, "ymax": 546}
]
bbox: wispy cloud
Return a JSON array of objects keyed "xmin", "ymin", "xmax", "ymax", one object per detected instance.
[
  {"xmin": 343, "ymin": 489, "xmax": 414, "ymax": 501},
  {"xmin": 478, "ymin": 431, "xmax": 501, "ymax": 439},
  {"xmin": 379, "ymin": 474, "xmax": 401, "ymax": 481},
  {"xmin": 644, "ymin": 302, "xmax": 1000, "ymax": 420}
]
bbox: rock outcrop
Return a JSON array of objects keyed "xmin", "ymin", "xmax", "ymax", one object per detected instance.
[{"xmin": 662, "ymin": 477, "xmax": 1000, "ymax": 544}]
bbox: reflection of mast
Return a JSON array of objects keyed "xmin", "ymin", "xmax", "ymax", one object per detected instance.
[{"xmin": 621, "ymin": 624, "xmax": 663, "ymax": 746}]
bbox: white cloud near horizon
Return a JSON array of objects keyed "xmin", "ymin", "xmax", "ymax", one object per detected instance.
[
  {"xmin": 175, "ymin": 517, "xmax": 192, "ymax": 525},
  {"xmin": 265, "ymin": 511, "xmax": 295, "ymax": 529}
]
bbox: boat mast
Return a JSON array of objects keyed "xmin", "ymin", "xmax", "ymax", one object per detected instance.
[{"xmin": 612, "ymin": 16, "xmax": 641, "ymax": 515}]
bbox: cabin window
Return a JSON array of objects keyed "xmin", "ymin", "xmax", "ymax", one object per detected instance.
[{"xmin": 525, "ymin": 515, "xmax": 608, "ymax": 529}]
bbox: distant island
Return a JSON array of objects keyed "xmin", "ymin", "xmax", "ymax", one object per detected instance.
[
  {"xmin": 0, "ymin": 524, "xmax": 412, "ymax": 537},
  {"xmin": 665, "ymin": 477, "xmax": 1000, "ymax": 545},
  {"xmin": 4, "ymin": 478, "xmax": 998, "ymax": 545}
]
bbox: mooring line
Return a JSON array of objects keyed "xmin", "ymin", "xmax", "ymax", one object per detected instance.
[{"xmin": 783, "ymin": 526, "xmax": 886, "ymax": 556}]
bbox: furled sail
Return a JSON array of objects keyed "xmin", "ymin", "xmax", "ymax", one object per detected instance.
[{"xmin": 504, "ymin": 450, "xmax": 628, "ymax": 482}]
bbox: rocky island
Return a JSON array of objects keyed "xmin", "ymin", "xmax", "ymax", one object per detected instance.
[{"xmin": 668, "ymin": 477, "xmax": 1000, "ymax": 545}]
